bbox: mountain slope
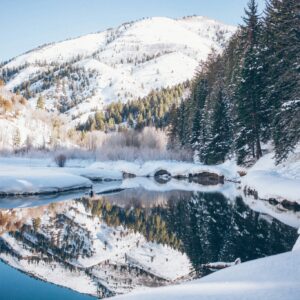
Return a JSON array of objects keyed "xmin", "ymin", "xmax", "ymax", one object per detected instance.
[
  {"xmin": 0, "ymin": 16, "xmax": 235, "ymax": 123},
  {"xmin": 0, "ymin": 86, "xmax": 73, "ymax": 150}
]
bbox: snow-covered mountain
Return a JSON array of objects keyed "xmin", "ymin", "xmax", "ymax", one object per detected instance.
[{"xmin": 0, "ymin": 16, "xmax": 236, "ymax": 123}]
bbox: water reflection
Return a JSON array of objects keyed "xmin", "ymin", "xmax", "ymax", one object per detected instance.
[{"xmin": 0, "ymin": 188, "xmax": 298, "ymax": 298}]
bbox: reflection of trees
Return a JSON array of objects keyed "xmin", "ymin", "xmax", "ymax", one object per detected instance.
[
  {"xmin": 0, "ymin": 210, "xmax": 20, "ymax": 234},
  {"xmin": 82, "ymin": 192, "xmax": 297, "ymax": 275},
  {"xmin": 1, "ymin": 192, "xmax": 297, "ymax": 281},
  {"xmin": 0, "ymin": 203, "xmax": 60, "ymax": 235},
  {"xmin": 82, "ymin": 197, "xmax": 181, "ymax": 249},
  {"xmin": 166, "ymin": 193, "xmax": 297, "ymax": 274}
]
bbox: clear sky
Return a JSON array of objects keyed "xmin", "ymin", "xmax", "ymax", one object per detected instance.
[{"xmin": 0, "ymin": 0, "xmax": 266, "ymax": 63}]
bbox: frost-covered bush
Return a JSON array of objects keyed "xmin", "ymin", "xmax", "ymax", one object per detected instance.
[
  {"xmin": 54, "ymin": 154, "xmax": 67, "ymax": 167},
  {"xmin": 0, "ymin": 126, "xmax": 192, "ymax": 162},
  {"xmin": 138, "ymin": 127, "xmax": 167, "ymax": 151},
  {"xmin": 84, "ymin": 127, "xmax": 192, "ymax": 161}
]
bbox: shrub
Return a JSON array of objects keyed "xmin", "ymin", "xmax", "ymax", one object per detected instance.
[{"xmin": 54, "ymin": 153, "xmax": 67, "ymax": 167}]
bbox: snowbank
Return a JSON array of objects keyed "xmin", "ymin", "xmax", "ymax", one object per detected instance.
[
  {"xmin": 89, "ymin": 160, "xmax": 236, "ymax": 179},
  {"xmin": 113, "ymin": 250, "xmax": 300, "ymax": 300},
  {"xmin": 242, "ymin": 148, "xmax": 300, "ymax": 204},
  {"xmin": 0, "ymin": 157, "xmax": 236, "ymax": 196},
  {"xmin": 69, "ymin": 167, "xmax": 123, "ymax": 181},
  {"xmin": 243, "ymin": 170, "xmax": 300, "ymax": 203},
  {"xmin": 0, "ymin": 168, "xmax": 92, "ymax": 195}
]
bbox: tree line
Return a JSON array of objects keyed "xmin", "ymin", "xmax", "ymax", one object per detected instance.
[
  {"xmin": 79, "ymin": 81, "xmax": 190, "ymax": 132},
  {"xmin": 169, "ymin": 0, "xmax": 299, "ymax": 165}
]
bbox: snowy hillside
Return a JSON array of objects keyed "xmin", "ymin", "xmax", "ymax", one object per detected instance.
[
  {"xmin": 0, "ymin": 86, "xmax": 74, "ymax": 149},
  {"xmin": 0, "ymin": 16, "xmax": 235, "ymax": 122}
]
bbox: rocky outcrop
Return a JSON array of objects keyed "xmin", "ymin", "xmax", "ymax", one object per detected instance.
[
  {"xmin": 188, "ymin": 172, "xmax": 224, "ymax": 185},
  {"xmin": 153, "ymin": 170, "xmax": 224, "ymax": 185}
]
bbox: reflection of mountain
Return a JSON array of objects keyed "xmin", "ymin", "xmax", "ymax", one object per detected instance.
[
  {"xmin": 0, "ymin": 190, "xmax": 297, "ymax": 298},
  {"xmin": 0, "ymin": 198, "xmax": 192, "ymax": 298}
]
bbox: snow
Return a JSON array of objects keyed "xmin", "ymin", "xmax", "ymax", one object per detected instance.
[
  {"xmin": 5, "ymin": 66, "xmax": 46, "ymax": 90},
  {"xmin": 1, "ymin": 16, "xmax": 236, "ymax": 122},
  {"xmin": 5, "ymin": 31, "xmax": 107, "ymax": 68},
  {"xmin": 0, "ymin": 167, "xmax": 92, "ymax": 195},
  {"xmin": 0, "ymin": 152, "xmax": 299, "ymax": 298},
  {"xmin": 113, "ymin": 250, "xmax": 300, "ymax": 300},
  {"xmin": 0, "ymin": 116, "xmax": 52, "ymax": 149},
  {"xmin": 0, "ymin": 156, "xmax": 237, "ymax": 196},
  {"xmin": 0, "ymin": 87, "xmax": 74, "ymax": 150},
  {"xmin": 242, "ymin": 171, "xmax": 300, "ymax": 203},
  {"xmin": 241, "ymin": 147, "xmax": 300, "ymax": 203},
  {"xmin": 90, "ymin": 160, "xmax": 236, "ymax": 179},
  {"xmin": 127, "ymin": 242, "xmax": 191, "ymax": 281},
  {"xmin": 293, "ymin": 229, "xmax": 300, "ymax": 251}
]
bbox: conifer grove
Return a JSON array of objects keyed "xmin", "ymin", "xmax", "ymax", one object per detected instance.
[{"xmin": 168, "ymin": 0, "xmax": 300, "ymax": 165}]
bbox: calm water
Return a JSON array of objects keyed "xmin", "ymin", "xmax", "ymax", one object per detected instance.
[
  {"xmin": 0, "ymin": 261, "xmax": 94, "ymax": 300},
  {"xmin": 0, "ymin": 183, "xmax": 298, "ymax": 299}
]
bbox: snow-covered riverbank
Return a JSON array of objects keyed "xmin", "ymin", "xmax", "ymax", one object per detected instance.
[
  {"xmin": 0, "ymin": 157, "xmax": 235, "ymax": 196},
  {"xmin": 0, "ymin": 148, "xmax": 299, "ymax": 205},
  {"xmin": 113, "ymin": 244, "xmax": 300, "ymax": 300},
  {"xmin": 241, "ymin": 147, "xmax": 300, "ymax": 205}
]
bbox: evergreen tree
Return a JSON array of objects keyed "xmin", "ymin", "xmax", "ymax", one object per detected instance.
[
  {"xmin": 205, "ymin": 89, "xmax": 232, "ymax": 164},
  {"xmin": 190, "ymin": 77, "xmax": 209, "ymax": 161},
  {"xmin": 235, "ymin": 0, "xmax": 264, "ymax": 164},
  {"xmin": 176, "ymin": 100, "xmax": 190, "ymax": 147},
  {"xmin": 167, "ymin": 0, "xmax": 299, "ymax": 166},
  {"xmin": 264, "ymin": 0, "xmax": 300, "ymax": 163},
  {"xmin": 94, "ymin": 111, "xmax": 105, "ymax": 130},
  {"xmin": 36, "ymin": 95, "xmax": 45, "ymax": 110}
]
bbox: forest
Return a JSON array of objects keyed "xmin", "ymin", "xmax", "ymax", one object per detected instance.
[{"xmin": 168, "ymin": 0, "xmax": 299, "ymax": 165}]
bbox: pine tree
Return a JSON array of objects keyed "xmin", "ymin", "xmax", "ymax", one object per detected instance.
[
  {"xmin": 94, "ymin": 111, "xmax": 105, "ymax": 130},
  {"xmin": 235, "ymin": 0, "xmax": 264, "ymax": 164},
  {"xmin": 205, "ymin": 89, "xmax": 232, "ymax": 164},
  {"xmin": 127, "ymin": 113, "xmax": 134, "ymax": 128},
  {"xmin": 36, "ymin": 95, "xmax": 45, "ymax": 110},
  {"xmin": 166, "ymin": 0, "xmax": 299, "ymax": 165},
  {"xmin": 190, "ymin": 77, "xmax": 209, "ymax": 161},
  {"xmin": 264, "ymin": 0, "xmax": 300, "ymax": 163}
]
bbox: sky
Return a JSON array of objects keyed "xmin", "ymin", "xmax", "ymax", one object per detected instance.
[{"xmin": 0, "ymin": 0, "xmax": 266, "ymax": 62}]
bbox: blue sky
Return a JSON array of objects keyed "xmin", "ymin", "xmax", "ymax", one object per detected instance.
[{"xmin": 0, "ymin": 0, "xmax": 266, "ymax": 62}]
